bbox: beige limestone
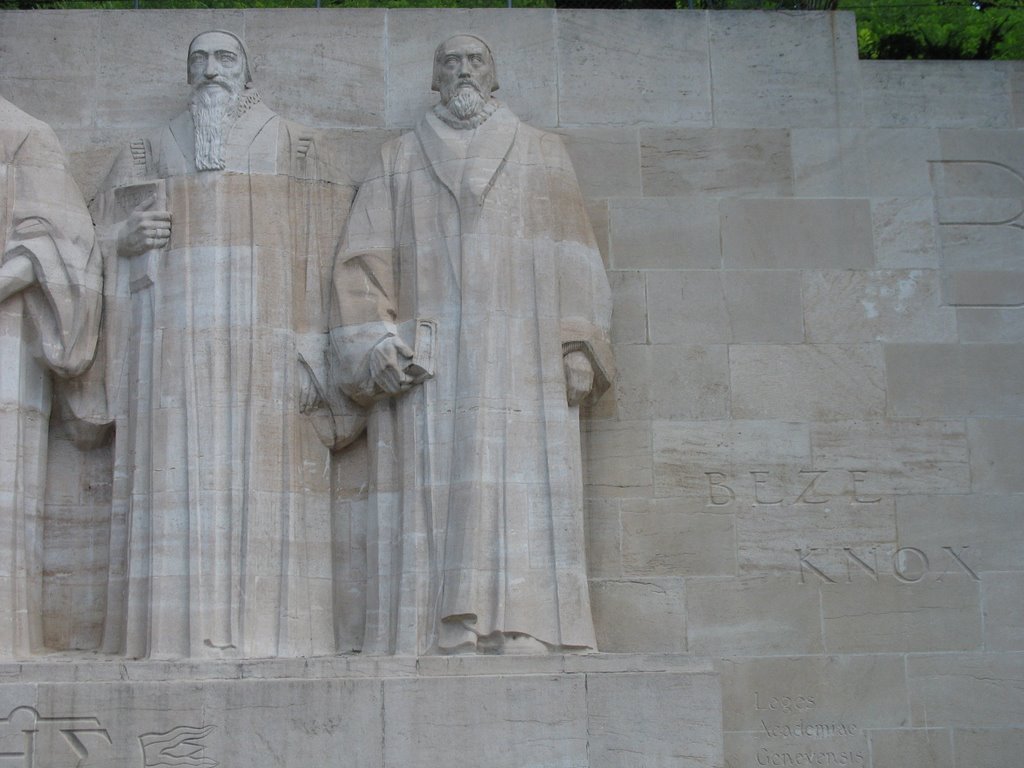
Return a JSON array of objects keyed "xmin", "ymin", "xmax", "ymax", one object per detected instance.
[
  {"xmin": 968, "ymin": 418, "xmax": 1024, "ymax": 493},
  {"xmin": 789, "ymin": 128, "xmax": 867, "ymax": 197},
  {"xmin": 984, "ymin": 572, "xmax": 1024, "ymax": 651},
  {"xmin": 721, "ymin": 198, "xmax": 874, "ymax": 269},
  {"xmin": 871, "ymin": 197, "xmax": 941, "ymax": 270},
  {"xmin": 870, "ymin": 729, "xmax": 954, "ymax": 768},
  {"xmin": 954, "ymin": 728, "xmax": 1024, "ymax": 768},
  {"xmin": 907, "ymin": 653, "xmax": 1024, "ymax": 727},
  {"xmin": 589, "ymin": 578, "xmax": 687, "ymax": 653},
  {"xmin": 956, "ymin": 306, "xmax": 1024, "ymax": 342},
  {"xmin": 621, "ymin": 498, "xmax": 736, "ymax": 577},
  {"xmin": 640, "ymin": 128, "xmax": 793, "ymax": 198},
  {"xmin": 559, "ymin": 128, "xmax": 643, "ymax": 199},
  {"xmin": 608, "ymin": 197, "xmax": 721, "ymax": 269}
]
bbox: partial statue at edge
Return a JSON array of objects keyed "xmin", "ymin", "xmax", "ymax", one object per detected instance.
[
  {"xmin": 91, "ymin": 31, "xmax": 358, "ymax": 659},
  {"xmin": 331, "ymin": 35, "xmax": 614, "ymax": 654}
]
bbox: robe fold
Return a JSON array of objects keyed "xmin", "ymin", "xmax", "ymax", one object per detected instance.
[
  {"xmin": 332, "ymin": 104, "xmax": 613, "ymax": 655},
  {"xmin": 0, "ymin": 97, "xmax": 101, "ymax": 657},
  {"xmin": 95, "ymin": 99, "xmax": 355, "ymax": 658}
]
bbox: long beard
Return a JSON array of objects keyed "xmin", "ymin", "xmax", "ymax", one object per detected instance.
[
  {"xmin": 189, "ymin": 82, "xmax": 241, "ymax": 171},
  {"xmin": 443, "ymin": 83, "xmax": 486, "ymax": 121}
]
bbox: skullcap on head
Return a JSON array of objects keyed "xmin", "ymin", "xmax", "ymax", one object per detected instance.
[
  {"xmin": 431, "ymin": 34, "xmax": 500, "ymax": 93},
  {"xmin": 187, "ymin": 30, "xmax": 253, "ymax": 86}
]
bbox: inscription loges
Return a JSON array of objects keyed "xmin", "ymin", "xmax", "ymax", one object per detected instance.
[
  {"xmin": 751, "ymin": 692, "xmax": 864, "ymax": 767},
  {"xmin": 704, "ymin": 470, "xmax": 881, "ymax": 507}
]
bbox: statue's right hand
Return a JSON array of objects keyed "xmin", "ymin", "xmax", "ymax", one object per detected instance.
[
  {"xmin": 116, "ymin": 195, "xmax": 171, "ymax": 258},
  {"xmin": 369, "ymin": 336, "xmax": 416, "ymax": 396}
]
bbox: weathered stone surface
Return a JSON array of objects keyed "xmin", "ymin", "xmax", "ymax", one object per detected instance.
[
  {"xmin": 969, "ymin": 418, "xmax": 1024, "ymax": 493},
  {"xmin": 687, "ymin": 577, "xmax": 824, "ymax": 655},
  {"xmin": 789, "ymin": 128, "xmax": 867, "ymax": 197},
  {"xmin": 803, "ymin": 270, "xmax": 956, "ymax": 343},
  {"xmin": 583, "ymin": 420, "xmax": 653, "ymax": 499},
  {"xmin": 870, "ymin": 729, "xmax": 954, "ymax": 768},
  {"xmin": 810, "ymin": 420, "xmax": 971, "ymax": 496},
  {"xmin": 730, "ymin": 344, "xmax": 886, "ymax": 420},
  {"xmin": 559, "ymin": 128, "xmax": 643, "ymax": 199},
  {"xmin": 984, "ymin": 573, "xmax": 1024, "ymax": 652},
  {"xmin": 956, "ymin": 307, "xmax": 1024, "ymax": 343},
  {"xmin": 585, "ymin": 498, "xmax": 622, "ymax": 579},
  {"xmin": 821, "ymin": 575, "xmax": 983, "ymax": 653},
  {"xmin": 895, "ymin": 495, "xmax": 1024, "ymax": 572},
  {"xmin": 609, "ymin": 197, "xmax": 721, "ymax": 269},
  {"xmin": 614, "ymin": 343, "xmax": 730, "ymax": 420},
  {"xmin": 608, "ymin": 271, "xmax": 647, "ymax": 345},
  {"xmin": 720, "ymin": 654, "xmax": 910, "ymax": 732},
  {"xmin": 954, "ymin": 728, "xmax": 1024, "ymax": 768},
  {"xmin": 907, "ymin": 653, "xmax": 1024, "ymax": 727},
  {"xmin": 861, "ymin": 128, "xmax": 942, "ymax": 196},
  {"xmin": 653, "ymin": 420, "xmax": 811, "ymax": 500},
  {"xmin": 640, "ymin": 128, "xmax": 793, "ymax": 198},
  {"xmin": 943, "ymin": 271, "xmax": 1024, "ymax": 308},
  {"xmin": 557, "ymin": 11, "xmax": 711, "ymax": 128},
  {"xmin": 621, "ymin": 498, "xmax": 736, "ymax": 577},
  {"xmin": 708, "ymin": 12, "xmax": 860, "ymax": 129},
  {"xmin": 871, "ymin": 197, "xmax": 941, "ymax": 269},
  {"xmin": 862, "ymin": 61, "xmax": 1015, "ymax": 129},
  {"xmin": 721, "ymin": 198, "xmax": 874, "ymax": 269},
  {"xmin": 589, "ymin": 579, "xmax": 687, "ymax": 653},
  {"xmin": 885, "ymin": 344, "xmax": 1024, "ymax": 418}
]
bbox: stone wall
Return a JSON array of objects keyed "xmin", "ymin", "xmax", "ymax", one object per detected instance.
[{"xmin": 1, "ymin": 9, "xmax": 1022, "ymax": 768}]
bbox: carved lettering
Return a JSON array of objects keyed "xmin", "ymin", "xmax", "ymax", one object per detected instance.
[
  {"xmin": 140, "ymin": 725, "xmax": 218, "ymax": 768},
  {"xmin": 848, "ymin": 471, "xmax": 881, "ymax": 504},
  {"xmin": 843, "ymin": 548, "xmax": 878, "ymax": 582},
  {"xmin": 705, "ymin": 472, "xmax": 735, "ymax": 506},
  {"xmin": 797, "ymin": 549, "xmax": 837, "ymax": 584},
  {"xmin": 794, "ymin": 470, "xmax": 829, "ymax": 504},
  {"xmin": 893, "ymin": 547, "xmax": 929, "ymax": 583},
  {"xmin": 752, "ymin": 471, "xmax": 784, "ymax": 505},
  {"xmin": 939, "ymin": 546, "xmax": 981, "ymax": 581},
  {"xmin": 0, "ymin": 707, "xmax": 110, "ymax": 768}
]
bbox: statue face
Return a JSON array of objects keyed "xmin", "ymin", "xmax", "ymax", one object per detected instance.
[
  {"xmin": 187, "ymin": 32, "xmax": 247, "ymax": 89},
  {"xmin": 436, "ymin": 35, "xmax": 496, "ymax": 105}
]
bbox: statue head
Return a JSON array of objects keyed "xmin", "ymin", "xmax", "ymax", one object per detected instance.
[
  {"xmin": 187, "ymin": 30, "xmax": 252, "ymax": 90},
  {"xmin": 431, "ymin": 34, "xmax": 499, "ymax": 115}
]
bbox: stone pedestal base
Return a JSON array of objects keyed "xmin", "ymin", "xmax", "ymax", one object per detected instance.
[{"xmin": 0, "ymin": 653, "xmax": 721, "ymax": 768}]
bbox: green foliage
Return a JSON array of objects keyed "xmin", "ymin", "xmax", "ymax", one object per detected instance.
[{"xmin": 844, "ymin": 0, "xmax": 1024, "ymax": 59}]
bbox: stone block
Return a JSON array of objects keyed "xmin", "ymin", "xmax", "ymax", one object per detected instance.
[
  {"xmin": 895, "ymin": 495, "xmax": 1023, "ymax": 573},
  {"xmin": 885, "ymin": 344, "xmax": 1024, "ymax": 418},
  {"xmin": 861, "ymin": 61, "xmax": 1014, "ymax": 129},
  {"xmin": 640, "ymin": 128, "xmax": 793, "ymax": 198},
  {"xmin": 861, "ymin": 128, "xmax": 942, "ymax": 196},
  {"xmin": 803, "ymin": 270, "xmax": 956, "ymax": 343},
  {"xmin": 969, "ymin": 418, "xmax": 1024, "ymax": 494},
  {"xmin": 730, "ymin": 344, "xmax": 886, "ymax": 420},
  {"xmin": 810, "ymin": 420, "xmax": 971, "ymax": 496},
  {"xmin": 719, "ymin": 654, "xmax": 909, "ymax": 732},
  {"xmin": 957, "ymin": 307, "xmax": 1024, "ymax": 343},
  {"xmin": 589, "ymin": 578, "xmax": 687, "ymax": 653},
  {"xmin": 938, "ymin": 224, "xmax": 1024, "ymax": 273},
  {"xmin": 984, "ymin": 572, "xmax": 1024, "ymax": 651},
  {"xmin": 385, "ymin": 9, "xmax": 557, "ymax": 128},
  {"xmin": 383, "ymin": 675, "xmax": 587, "ymax": 767},
  {"xmin": 871, "ymin": 197, "xmax": 941, "ymax": 270},
  {"xmin": 582, "ymin": 419, "xmax": 653, "ymax": 498},
  {"xmin": 954, "ymin": 728, "xmax": 1024, "ymax": 768},
  {"xmin": 647, "ymin": 344, "xmax": 731, "ymax": 421},
  {"xmin": 820, "ymin": 575, "xmax": 982, "ymax": 653},
  {"xmin": 620, "ymin": 498, "xmax": 736, "ymax": 577},
  {"xmin": 585, "ymin": 498, "xmax": 622, "ymax": 579},
  {"xmin": 943, "ymin": 271, "xmax": 1024, "ymax": 308},
  {"xmin": 653, "ymin": 420, "xmax": 811, "ymax": 500},
  {"xmin": 936, "ymin": 127, "xmax": 1024, "ymax": 171},
  {"xmin": 558, "ymin": 128, "xmax": 642, "ymax": 199},
  {"xmin": 708, "ymin": 12, "xmax": 860, "ymax": 129},
  {"xmin": 608, "ymin": 271, "xmax": 647, "ymax": 345},
  {"xmin": 907, "ymin": 653, "xmax": 1024, "ymax": 728},
  {"xmin": 609, "ymin": 197, "xmax": 721, "ymax": 270},
  {"xmin": 588, "ymin": 671, "xmax": 723, "ymax": 768},
  {"xmin": 789, "ymin": 128, "xmax": 867, "ymax": 197},
  {"xmin": 735, "ymin": 497, "xmax": 897, "ymax": 575},
  {"xmin": 607, "ymin": 343, "xmax": 652, "ymax": 420},
  {"xmin": 557, "ymin": 11, "xmax": 711, "ymax": 128},
  {"xmin": 721, "ymin": 199, "xmax": 874, "ymax": 269},
  {"xmin": 869, "ymin": 729, "xmax": 954, "ymax": 768},
  {"xmin": 647, "ymin": 270, "xmax": 803, "ymax": 345},
  {"xmin": 245, "ymin": 10, "xmax": 386, "ymax": 130},
  {"xmin": 686, "ymin": 576, "xmax": 823, "ymax": 655}
]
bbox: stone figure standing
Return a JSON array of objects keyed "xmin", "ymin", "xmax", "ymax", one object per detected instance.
[
  {"xmin": 93, "ymin": 31, "xmax": 356, "ymax": 659},
  {"xmin": 331, "ymin": 35, "xmax": 613, "ymax": 655},
  {"xmin": 0, "ymin": 96, "xmax": 102, "ymax": 656}
]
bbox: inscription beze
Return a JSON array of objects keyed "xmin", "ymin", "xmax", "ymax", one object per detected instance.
[
  {"xmin": 797, "ymin": 546, "xmax": 981, "ymax": 584},
  {"xmin": 705, "ymin": 470, "xmax": 881, "ymax": 506},
  {"xmin": 0, "ymin": 707, "xmax": 111, "ymax": 767}
]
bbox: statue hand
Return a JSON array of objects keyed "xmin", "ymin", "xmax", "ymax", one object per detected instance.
[
  {"xmin": 564, "ymin": 350, "xmax": 594, "ymax": 406},
  {"xmin": 369, "ymin": 336, "xmax": 417, "ymax": 396},
  {"xmin": 117, "ymin": 195, "xmax": 171, "ymax": 258}
]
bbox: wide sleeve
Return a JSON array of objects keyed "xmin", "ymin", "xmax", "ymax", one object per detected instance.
[
  {"xmin": 542, "ymin": 132, "xmax": 614, "ymax": 403},
  {"xmin": 5, "ymin": 123, "xmax": 102, "ymax": 380},
  {"xmin": 329, "ymin": 142, "xmax": 402, "ymax": 406}
]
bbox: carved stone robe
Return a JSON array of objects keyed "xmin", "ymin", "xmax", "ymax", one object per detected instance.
[
  {"xmin": 95, "ymin": 98, "xmax": 353, "ymax": 658},
  {"xmin": 332, "ymin": 104, "xmax": 613, "ymax": 654},
  {"xmin": 0, "ymin": 97, "xmax": 101, "ymax": 656}
]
